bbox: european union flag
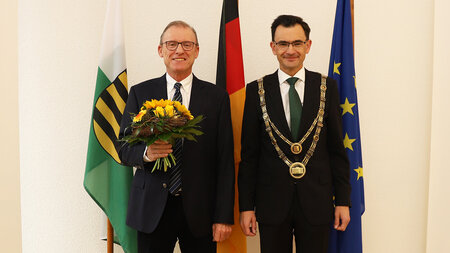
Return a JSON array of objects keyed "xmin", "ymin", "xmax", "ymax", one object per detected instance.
[{"xmin": 328, "ymin": 0, "xmax": 365, "ymax": 252}]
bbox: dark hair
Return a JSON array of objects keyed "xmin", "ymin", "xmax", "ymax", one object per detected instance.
[
  {"xmin": 271, "ymin": 15, "xmax": 311, "ymax": 41},
  {"xmin": 160, "ymin": 20, "xmax": 199, "ymax": 44}
]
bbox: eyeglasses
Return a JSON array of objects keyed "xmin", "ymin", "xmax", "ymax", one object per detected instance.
[
  {"xmin": 162, "ymin": 41, "xmax": 198, "ymax": 51},
  {"xmin": 273, "ymin": 40, "xmax": 308, "ymax": 50}
]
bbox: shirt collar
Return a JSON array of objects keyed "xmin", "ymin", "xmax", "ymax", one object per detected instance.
[
  {"xmin": 166, "ymin": 73, "xmax": 193, "ymax": 91},
  {"xmin": 277, "ymin": 67, "xmax": 305, "ymax": 85}
]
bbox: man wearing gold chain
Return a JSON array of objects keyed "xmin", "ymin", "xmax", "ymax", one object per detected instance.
[{"xmin": 238, "ymin": 15, "xmax": 351, "ymax": 253}]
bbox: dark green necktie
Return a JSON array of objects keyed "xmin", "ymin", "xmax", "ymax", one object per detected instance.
[{"xmin": 287, "ymin": 77, "xmax": 302, "ymax": 142}]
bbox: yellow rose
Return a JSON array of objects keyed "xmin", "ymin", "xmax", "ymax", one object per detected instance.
[
  {"xmin": 165, "ymin": 105, "xmax": 175, "ymax": 117},
  {"xmin": 133, "ymin": 109, "xmax": 147, "ymax": 122},
  {"xmin": 154, "ymin": 106, "xmax": 165, "ymax": 117},
  {"xmin": 143, "ymin": 100, "xmax": 156, "ymax": 109},
  {"xmin": 173, "ymin": 101, "xmax": 182, "ymax": 108},
  {"xmin": 176, "ymin": 103, "xmax": 189, "ymax": 114},
  {"xmin": 184, "ymin": 111, "xmax": 194, "ymax": 120},
  {"xmin": 155, "ymin": 99, "xmax": 169, "ymax": 108}
]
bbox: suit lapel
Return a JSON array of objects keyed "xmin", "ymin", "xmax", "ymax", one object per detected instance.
[
  {"xmin": 264, "ymin": 71, "xmax": 293, "ymax": 141},
  {"xmin": 151, "ymin": 74, "xmax": 168, "ymax": 100},
  {"xmin": 183, "ymin": 75, "xmax": 205, "ymax": 165},
  {"xmin": 298, "ymin": 69, "xmax": 320, "ymax": 136},
  {"xmin": 187, "ymin": 75, "xmax": 205, "ymax": 116}
]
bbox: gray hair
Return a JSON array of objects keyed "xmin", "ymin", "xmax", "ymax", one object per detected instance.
[{"xmin": 160, "ymin": 20, "xmax": 199, "ymax": 45}]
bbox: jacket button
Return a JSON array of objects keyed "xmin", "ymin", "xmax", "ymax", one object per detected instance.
[{"xmin": 162, "ymin": 183, "xmax": 167, "ymax": 188}]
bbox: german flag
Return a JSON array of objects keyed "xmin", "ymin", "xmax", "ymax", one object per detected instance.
[{"xmin": 216, "ymin": 0, "xmax": 246, "ymax": 252}]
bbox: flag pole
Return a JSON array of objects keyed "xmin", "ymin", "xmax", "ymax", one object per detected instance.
[
  {"xmin": 351, "ymin": 0, "xmax": 354, "ymax": 46},
  {"xmin": 107, "ymin": 218, "xmax": 114, "ymax": 253}
]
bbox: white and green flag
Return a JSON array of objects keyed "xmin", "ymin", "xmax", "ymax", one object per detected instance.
[{"xmin": 83, "ymin": 0, "xmax": 137, "ymax": 252}]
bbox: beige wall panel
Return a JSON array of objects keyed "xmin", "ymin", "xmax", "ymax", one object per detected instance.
[
  {"xmin": 0, "ymin": 0, "xmax": 22, "ymax": 252},
  {"xmin": 426, "ymin": 0, "xmax": 450, "ymax": 252}
]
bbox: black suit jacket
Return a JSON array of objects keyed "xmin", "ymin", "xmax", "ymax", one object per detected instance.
[
  {"xmin": 238, "ymin": 70, "xmax": 350, "ymax": 226},
  {"xmin": 118, "ymin": 74, "xmax": 235, "ymax": 237}
]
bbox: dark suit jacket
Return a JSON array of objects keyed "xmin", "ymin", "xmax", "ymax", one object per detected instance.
[
  {"xmin": 118, "ymin": 74, "xmax": 235, "ymax": 237},
  {"xmin": 238, "ymin": 70, "xmax": 350, "ymax": 226}
]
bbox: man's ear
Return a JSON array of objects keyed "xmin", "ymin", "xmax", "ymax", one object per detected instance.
[
  {"xmin": 158, "ymin": 44, "xmax": 163, "ymax": 57},
  {"xmin": 270, "ymin": 41, "xmax": 276, "ymax": 55}
]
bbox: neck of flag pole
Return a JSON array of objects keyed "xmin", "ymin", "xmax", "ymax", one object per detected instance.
[{"xmin": 107, "ymin": 218, "xmax": 114, "ymax": 253}]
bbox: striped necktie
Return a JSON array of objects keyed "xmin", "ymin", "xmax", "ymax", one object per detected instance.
[
  {"xmin": 287, "ymin": 77, "xmax": 302, "ymax": 142},
  {"xmin": 169, "ymin": 82, "xmax": 183, "ymax": 195}
]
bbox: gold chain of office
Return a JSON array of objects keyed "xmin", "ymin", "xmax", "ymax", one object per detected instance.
[{"xmin": 257, "ymin": 75, "xmax": 327, "ymax": 179}]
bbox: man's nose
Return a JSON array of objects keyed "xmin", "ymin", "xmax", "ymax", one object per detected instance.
[
  {"xmin": 175, "ymin": 43, "xmax": 185, "ymax": 53},
  {"xmin": 286, "ymin": 44, "xmax": 296, "ymax": 53}
]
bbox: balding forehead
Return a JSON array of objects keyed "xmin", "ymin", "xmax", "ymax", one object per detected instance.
[{"xmin": 160, "ymin": 21, "xmax": 198, "ymax": 44}]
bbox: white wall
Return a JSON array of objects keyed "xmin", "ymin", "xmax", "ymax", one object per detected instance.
[
  {"xmin": 18, "ymin": 0, "xmax": 109, "ymax": 251},
  {"xmin": 356, "ymin": 0, "xmax": 434, "ymax": 252},
  {"xmin": 16, "ymin": 0, "xmax": 448, "ymax": 252}
]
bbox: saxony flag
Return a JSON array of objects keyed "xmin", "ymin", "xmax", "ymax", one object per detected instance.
[{"xmin": 84, "ymin": 0, "xmax": 137, "ymax": 252}]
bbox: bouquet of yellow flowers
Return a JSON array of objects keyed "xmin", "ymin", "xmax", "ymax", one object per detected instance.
[{"xmin": 120, "ymin": 99, "xmax": 203, "ymax": 172}]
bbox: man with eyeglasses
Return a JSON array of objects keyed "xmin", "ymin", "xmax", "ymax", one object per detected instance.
[
  {"xmin": 238, "ymin": 15, "xmax": 351, "ymax": 253},
  {"xmin": 118, "ymin": 20, "xmax": 235, "ymax": 253}
]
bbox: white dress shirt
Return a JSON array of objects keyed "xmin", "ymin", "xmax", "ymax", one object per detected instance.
[
  {"xmin": 277, "ymin": 67, "xmax": 306, "ymax": 130},
  {"xmin": 166, "ymin": 73, "xmax": 193, "ymax": 109}
]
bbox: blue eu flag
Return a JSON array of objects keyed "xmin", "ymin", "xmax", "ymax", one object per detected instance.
[{"xmin": 328, "ymin": 0, "xmax": 365, "ymax": 252}]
